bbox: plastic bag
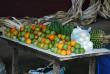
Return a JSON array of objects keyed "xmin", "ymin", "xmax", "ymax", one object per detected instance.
[{"xmin": 71, "ymin": 26, "xmax": 93, "ymax": 51}]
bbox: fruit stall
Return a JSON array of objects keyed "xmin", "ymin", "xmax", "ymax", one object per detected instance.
[{"xmin": 0, "ymin": 19, "xmax": 110, "ymax": 74}]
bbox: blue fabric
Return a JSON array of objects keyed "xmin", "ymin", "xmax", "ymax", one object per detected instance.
[{"xmin": 29, "ymin": 67, "xmax": 66, "ymax": 74}]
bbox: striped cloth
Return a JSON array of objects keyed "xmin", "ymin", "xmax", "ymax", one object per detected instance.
[{"xmin": 29, "ymin": 67, "xmax": 66, "ymax": 74}]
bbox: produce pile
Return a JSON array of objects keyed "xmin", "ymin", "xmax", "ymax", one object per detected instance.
[{"xmin": 5, "ymin": 21, "xmax": 86, "ymax": 56}]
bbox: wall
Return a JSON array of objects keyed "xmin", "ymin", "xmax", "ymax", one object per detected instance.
[{"xmin": 0, "ymin": 0, "xmax": 89, "ymax": 18}]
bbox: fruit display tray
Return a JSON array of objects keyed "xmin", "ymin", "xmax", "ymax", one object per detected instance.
[{"xmin": 1, "ymin": 35, "xmax": 110, "ymax": 61}]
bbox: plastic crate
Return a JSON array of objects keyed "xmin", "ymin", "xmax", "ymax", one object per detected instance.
[{"xmin": 97, "ymin": 55, "xmax": 110, "ymax": 74}]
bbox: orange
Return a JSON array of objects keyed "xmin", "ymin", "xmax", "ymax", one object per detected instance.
[
  {"xmin": 34, "ymin": 35, "xmax": 38, "ymax": 39},
  {"xmin": 24, "ymin": 33, "xmax": 30, "ymax": 39},
  {"xmin": 58, "ymin": 43, "xmax": 64, "ymax": 50},
  {"xmin": 66, "ymin": 49, "xmax": 71, "ymax": 55},
  {"xmin": 37, "ymin": 31, "xmax": 42, "ymax": 37},
  {"xmin": 26, "ymin": 39, "xmax": 32, "ymax": 44},
  {"xmin": 62, "ymin": 39, "xmax": 66, "ymax": 44},
  {"xmin": 49, "ymin": 34, "xmax": 55, "ymax": 41},
  {"xmin": 41, "ymin": 38, "xmax": 46, "ymax": 43},
  {"xmin": 32, "ymin": 25, "xmax": 36, "ymax": 31},
  {"xmin": 39, "ymin": 24, "xmax": 43, "ymax": 28},
  {"xmin": 42, "ymin": 25, "xmax": 47, "ymax": 29},
  {"xmin": 11, "ymin": 28, "xmax": 16, "ymax": 33},
  {"xmin": 58, "ymin": 34, "xmax": 61, "ymax": 38},
  {"xmin": 68, "ymin": 45, "xmax": 71, "ymax": 50},
  {"xmin": 61, "ymin": 50, "xmax": 66, "ymax": 56},
  {"xmin": 20, "ymin": 27, "xmax": 24, "ymax": 32},
  {"xmin": 70, "ymin": 41, "xmax": 77, "ymax": 47}
]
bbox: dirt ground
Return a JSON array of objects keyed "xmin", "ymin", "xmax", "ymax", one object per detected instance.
[{"xmin": 0, "ymin": 18, "xmax": 110, "ymax": 74}]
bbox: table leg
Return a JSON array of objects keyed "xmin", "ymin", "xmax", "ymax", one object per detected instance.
[
  {"xmin": 53, "ymin": 60, "xmax": 60, "ymax": 74},
  {"xmin": 89, "ymin": 57, "xmax": 96, "ymax": 74},
  {"xmin": 12, "ymin": 48, "xmax": 18, "ymax": 74}
]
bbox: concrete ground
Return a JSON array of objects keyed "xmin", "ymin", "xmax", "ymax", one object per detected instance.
[{"xmin": 0, "ymin": 18, "xmax": 110, "ymax": 74}]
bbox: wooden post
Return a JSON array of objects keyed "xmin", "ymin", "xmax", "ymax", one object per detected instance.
[
  {"xmin": 89, "ymin": 57, "xmax": 96, "ymax": 74},
  {"xmin": 12, "ymin": 48, "xmax": 19, "ymax": 74},
  {"xmin": 53, "ymin": 60, "xmax": 60, "ymax": 74}
]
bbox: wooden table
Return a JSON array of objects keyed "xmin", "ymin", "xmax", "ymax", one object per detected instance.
[{"xmin": 1, "ymin": 35, "xmax": 110, "ymax": 74}]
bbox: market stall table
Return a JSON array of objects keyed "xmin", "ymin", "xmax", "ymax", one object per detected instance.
[{"xmin": 0, "ymin": 35, "xmax": 110, "ymax": 74}]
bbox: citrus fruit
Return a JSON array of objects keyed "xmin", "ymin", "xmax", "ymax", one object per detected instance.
[
  {"xmin": 18, "ymin": 36, "xmax": 22, "ymax": 41},
  {"xmin": 34, "ymin": 31, "xmax": 38, "ymax": 35},
  {"xmin": 59, "ymin": 41, "xmax": 63, "ymax": 43},
  {"xmin": 38, "ymin": 37, "xmax": 43, "ymax": 42},
  {"xmin": 20, "ymin": 27, "xmax": 24, "ymax": 32},
  {"xmin": 13, "ymin": 36, "xmax": 17, "ymax": 39},
  {"xmin": 6, "ymin": 32, "xmax": 11, "ymax": 37},
  {"xmin": 42, "ymin": 28, "xmax": 47, "ymax": 33},
  {"xmin": 62, "ymin": 39, "xmax": 66, "ymax": 44},
  {"xmin": 58, "ymin": 34, "xmax": 61, "ymax": 38},
  {"xmin": 53, "ymin": 48, "xmax": 58, "ymax": 53},
  {"xmin": 32, "ymin": 39, "xmax": 36, "ymax": 43},
  {"xmin": 50, "ymin": 48, "xmax": 54, "ymax": 52},
  {"xmin": 18, "ymin": 32, "xmax": 21, "ymax": 36},
  {"xmin": 54, "ymin": 37, "xmax": 60, "ymax": 42},
  {"xmin": 70, "ymin": 41, "xmax": 76, "ymax": 47},
  {"xmin": 6, "ymin": 27, "xmax": 11, "ymax": 32},
  {"xmin": 43, "ymin": 44, "xmax": 48, "ymax": 50},
  {"xmin": 40, "ymin": 43, "xmax": 44, "ymax": 48},
  {"xmin": 42, "ymin": 25, "xmax": 47, "ymax": 29},
  {"xmin": 39, "ymin": 24, "xmax": 43, "ymax": 28},
  {"xmin": 24, "ymin": 33, "xmax": 30, "ymax": 39},
  {"xmin": 61, "ymin": 50, "xmax": 66, "ymax": 56},
  {"xmin": 13, "ymin": 30, "xmax": 19, "ymax": 36},
  {"xmin": 46, "ymin": 30, "xmax": 50, "ymax": 34},
  {"xmin": 49, "ymin": 34, "xmax": 55, "ymax": 41},
  {"xmin": 58, "ymin": 43, "xmax": 63, "ymax": 50},
  {"xmin": 54, "ymin": 43, "xmax": 59, "ymax": 48},
  {"xmin": 49, "ymin": 44, "xmax": 53, "ymax": 49},
  {"xmin": 35, "ymin": 27, "xmax": 40, "ymax": 31},
  {"xmin": 33, "ymin": 40, "xmax": 39, "ymax": 46},
  {"xmin": 32, "ymin": 25, "xmax": 36, "ymax": 31},
  {"xmin": 44, "ymin": 39, "xmax": 51, "ymax": 44},
  {"xmin": 34, "ymin": 35, "xmax": 38, "ymax": 39},
  {"xmin": 74, "ymin": 48, "xmax": 80, "ymax": 54},
  {"xmin": 21, "ymin": 37, "xmax": 26, "ymax": 42},
  {"xmin": 21, "ymin": 31, "xmax": 26, "ymax": 37},
  {"xmin": 37, "ymin": 31, "xmax": 42, "ymax": 37},
  {"xmin": 63, "ymin": 44, "xmax": 68, "ymax": 50},
  {"xmin": 27, "ymin": 28, "xmax": 31, "ymax": 32},
  {"xmin": 37, "ymin": 42, "xmax": 41, "ymax": 47},
  {"xmin": 67, "ymin": 42, "xmax": 71, "ymax": 45},
  {"xmin": 51, "ymin": 41, "xmax": 55, "ymax": 45},
  {"xmin": 40, "ymin": 33, "xmax": 46, "ymax": 38},
  {"xmin": 68, "ymin": 45, "xmax": 71, "ymax": 50},
  {"xmin": 50, "ymin": 31, "xmax": 56, "ymax": 35},
  {"xmin": 46, "ymin": 34, "xmax": 50, "ymax": 38},
  {"xmin": 65, "ymin": 36, "xmax": 70, "ymax": 41},
  {"xmin": 57, "ymin": 49, "xmax": 61, "ymax": 54},
  {"xmin": 10, "ymin": 33, "xmax": 13, "ymax": 38},
  {"xmin": 80, "ymin": 48, "xmax": 85, "ymax": 54},
  {"xmin": 29, "ymin": 34, "xmax": 34, "ymax": 39},
  {"xmin": 11, "ymin": 28, "xmax": 16, "ymax": 33},
  {"xmin": 41, "ymin": 38, "xmax": 46, "ymax": 43},
  {"xmin": 61, "ymin": 35, "xmax": 66, "ymax": 40},
  {"xmin": 29, "ymin": 25, "xmax": 33, "ymax": 29},
  {"xmin": 70, "ymin": 47, "xmax": 75, "ymax": 53},
  {"xmin": 67, "ymin": 49, "xmax": 71, "ymax": 55},
  {"xmin": 74, "ymin": 43, "xmax": 81, "ymax": 49},
  {"xmin": 24, "ymin": 28, "xmax": 28, "ymax": 32}
]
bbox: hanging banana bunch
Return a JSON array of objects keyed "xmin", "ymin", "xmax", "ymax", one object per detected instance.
[{"xmin": 99, "ymin": 0, "xmax": 110, "ymax": 19}]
